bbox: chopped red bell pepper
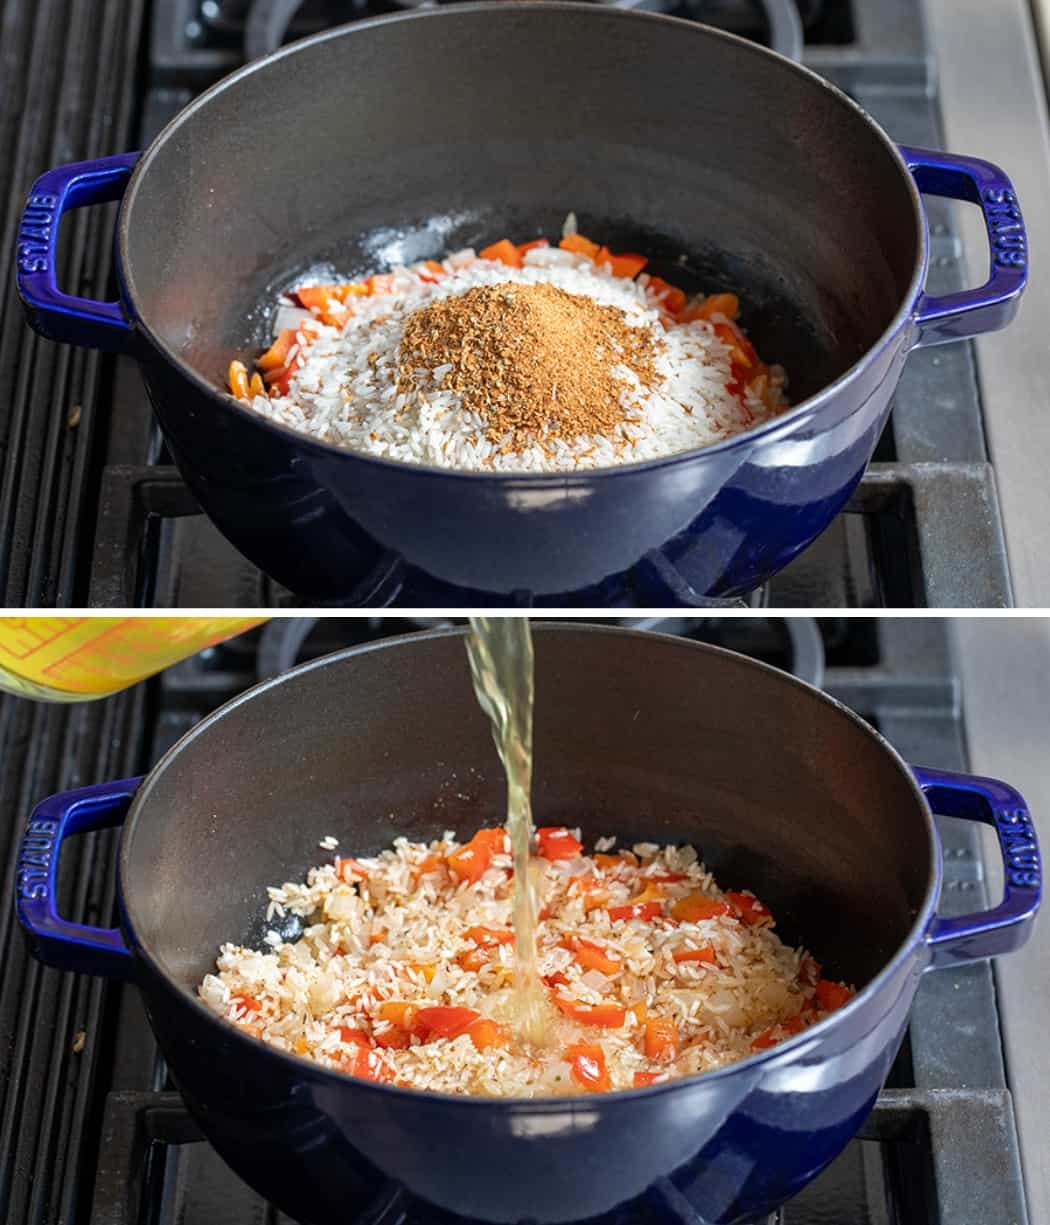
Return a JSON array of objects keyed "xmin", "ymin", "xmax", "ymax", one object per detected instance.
[
  {"xmin": 607, "ymin": 900, "xmax": 663, "ymax": 923},
  {"xmin": 646, "ymin": 276, "xmax": 687, "ymax": 315},
  {"xmin": 336, "ymin": 1026, "xmax": 371, "ymax": 1049},
  {"xmin": 725, "ymin": 891, "xmax": 771, "ymax": 926},
  {"xmin": 815, "ymin": 979, "xmax": 852, "ymax": 1012},
  {"xmin": 536, "ymin": 827, "xmax": 583, "ymax": 860},
  {"xmin": 347, "ymin": 1045, "xmax": 390, "ymax": 1082},
  {"xmin": 415, "ymin": 1006, "xmax": 480, "ymax": 1040},
  {"xmin": 566, "ymin": 1043, "xmax": 610, "ymax": 1091}
]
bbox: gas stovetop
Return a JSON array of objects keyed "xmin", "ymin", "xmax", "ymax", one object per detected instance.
[
  {"xmin": 3, "ymin": 0, "xmax": 1048, "ymax": 607},
  {"xmin": 0, "ymin": 617, "xmax": 1031, "ymax": 1223}
]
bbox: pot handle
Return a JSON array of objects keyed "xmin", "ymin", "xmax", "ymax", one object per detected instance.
[
  {"xmin": 912, "ymin": 765, "xmax": 1041, "ymax": 968},
  {"xmin": 900, "ymin": 145, "xmax": 1028, "ymax": 349},
  {"xmin": 16, "ymin": 152, "xmax": 140, "ymax": 352},
  {"xmin": 16, "ymin": 777, "xmax": 143, "ymax": 980}
]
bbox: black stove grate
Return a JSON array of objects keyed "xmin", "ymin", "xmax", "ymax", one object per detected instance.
[
  {"xmin": 0, "ymin": 684, "xmax": 148, "ymax": 1223},
  {"xmin": 0, "ymin": 0, "xmax": 146, "ymax": 607}
]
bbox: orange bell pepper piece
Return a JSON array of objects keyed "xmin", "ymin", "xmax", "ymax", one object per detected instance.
[
  {"xmin": 257, "ymin": 328, "xmax": 299, "ymax": 371},
  {"xmin": 457, "ymin": 947, "xmax": 492, "ymax": 972},
  {"xmin": 561, "ymin": 937, "xmax": 622, "ymax": 976},
  {"xmin": 712, "ymin": 321, "xmax": 759, "ymax": 371},
  {"xmin": 466, "ymin": 1018, "xmax": 509, "ymax": 1051},
  {"xmin": 517, "ymin": 238, "xmax": 550, "ymax": 254},
  {"xmin": 334, "ymin": 857, "xmax": 368, "ymax": 884},
  {"xmin": 378, "ymin": 1002, "xmax": 418, "ymax": 1031},
  {"xmin": 558, "ymin": 233, "xmax": 601, "ymax": 260},
  {"xmin": 411, "ymin": 852, "xmax": 444, "ymax": 881},
  {"xmin": 446, "ymin": 827, "xmax": 506, "ymax": 883},
  {"xmin": 672, "ymin": 946, "xmax": 716, "ymax": 965},
  {"xmin": 466, "ymin": 925, "xmax": 514, "ymax": 947},
  {"xmin": 596, "ymin": 248, "xmax": 647, "ymax": 279},
  {"xmin": 296, "ymin": 285, "xmax": 337, "ymax": 313},
  {"xmin": 670, "ymin": 894, "xmax": 732, "ymax": 923},
  {"xmin": 231, "ymin": 993, "xmax": 260, "ymax": 1014},
  {"xmin": 634, "ymin": 1071, "xmax": 663, "ymax": 1088},
  {"xmin": 594, "ymin": 851, "xmax": 637, "ymax": 871},
  {"xmin": 480, "ymin": 238, "xmax": 524, "ymax": 268},
  {"xmin": 679, "ymin": 292, "xmax": 740, "ymax": 323},
  {"xmin": 553, "ymin": 997, "xmax": 626, "ymax": 1028},
  {"xmin": 228, "ymin": 361, "xmax": 249, "ymax": 400},
  {"xmin": 566, "ymin": 1043, "xmax": 611, "ymax": 1091},
  {"xmin": 643, "ymin": 1016, "xmax": 679, "ymax": 1061},
  {"xmin": 646, "ymin": 276, "xmax": 687, "ymax": 315}
]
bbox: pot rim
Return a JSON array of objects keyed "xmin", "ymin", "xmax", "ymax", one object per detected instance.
[
  {"xmin": 117, "ymin": 2, "xmax": 928, "ymax": 483},
  {"xmin": 118, "ymin": 623, "xmax": 942, "ymax": 1109}
]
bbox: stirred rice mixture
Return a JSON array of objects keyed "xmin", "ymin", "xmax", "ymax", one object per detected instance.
[
  {"xmin": 199, "ymin": 826, "xmax": 853, "ymax": 1096},
  {"xmin": 226, "ymin": 224, "xmax": 788, "ymax": 473}
]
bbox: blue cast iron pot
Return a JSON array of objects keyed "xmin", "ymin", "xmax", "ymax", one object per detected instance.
[
  {"xmin": 14, "ymin": 6, "xmax": 1029, "ymax": 604},
  {"xmin": 15, "ymin": 626, "xmax": 1041, "ymax": 1223}
]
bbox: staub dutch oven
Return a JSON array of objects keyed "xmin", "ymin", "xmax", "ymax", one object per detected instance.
[
  {"xmin": 14, "ymin": 6, "xmax": 1028, "ymax": 603},
  {"xmin": 16, "ymin": 626, "xmax": 1041, "ymax": 1224}
]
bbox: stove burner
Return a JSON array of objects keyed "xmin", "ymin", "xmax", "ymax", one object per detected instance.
[{"xmin": 242, "ymin": 0, "xmax": 803, "ymax": 63}]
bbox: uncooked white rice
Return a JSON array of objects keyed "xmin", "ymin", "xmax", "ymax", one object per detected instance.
[
  {"xmin": 199, "ymin": 827, "xmax": 850, "ymax": 1097},
  {"xmin": 243, "ymin": 247, "xmax": 787, "ymax": 472}
]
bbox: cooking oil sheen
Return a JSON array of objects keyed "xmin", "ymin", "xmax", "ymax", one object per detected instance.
[{"xmin": 465, "ymin": 617, "xmax": 549, "ymax": 1046}]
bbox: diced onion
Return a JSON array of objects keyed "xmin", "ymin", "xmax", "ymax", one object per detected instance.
[{"xmin": 274, "ymin": 305, "xmax": 312, "ymax": 334}]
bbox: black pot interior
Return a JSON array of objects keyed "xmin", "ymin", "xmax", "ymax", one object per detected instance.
[
  {"xmin": 121, "ymin": 4, "xmax": 920, "ymax": 410},
  {"xmin": 122, "ymin": 627, "xmax": 932, "ymax": 1002}
]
